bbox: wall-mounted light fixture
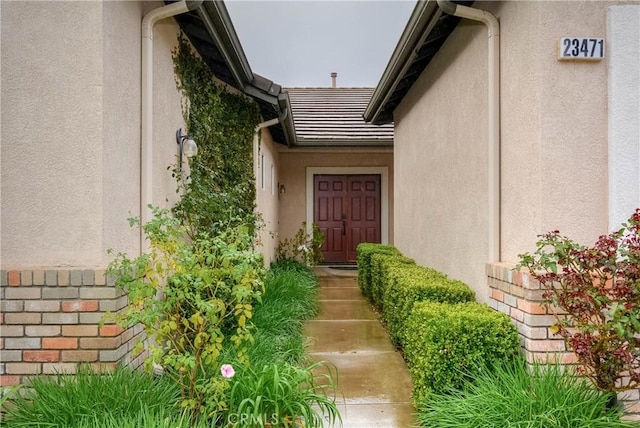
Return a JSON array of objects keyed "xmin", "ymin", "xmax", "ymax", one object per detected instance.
[
  {"xmin": 176, "ymin": 128, "xmax": 198, "ymax": 170},
  {"xmin": 278, "ymin": 183, "xmax": 286, "ymax": 195}
]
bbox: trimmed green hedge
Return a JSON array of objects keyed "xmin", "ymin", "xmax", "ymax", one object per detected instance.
[
  {"xmin": 405, "ymin": 301, "xmax": 520, "ymax": 407},
  {"xmin": 383, "ymin": 265, "xmax": 475, "ymax": 348},
  {"xmin": 356, "ymin": 243, "xmax": 400, "ymax": 300},
  {"xmin": 370, "ymin": 253, "xmax": 415, "ymax": 312}
]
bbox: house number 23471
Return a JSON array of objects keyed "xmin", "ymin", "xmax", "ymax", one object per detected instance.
[{"xmin": 559, "ymin": 37, "xmax": 605, "ymax": 61}]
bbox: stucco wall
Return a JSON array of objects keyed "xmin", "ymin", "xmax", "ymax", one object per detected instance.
[
  {"xmin": 1, "ymin": 1, "xmax": 186, "ymax": 269},
  {"xmin": 394, "ymin": 17, "xmax": 490, "ymax": 301},
  {"xmin": 102, "ymin": 1, "xmax": 143, "ymax": 263},
  {"xmin": 278, "ymin": 150, "xmax": 394, "ymax": 247},
  {"xmin": 501, "ymin": 1, "xmax": 611, "ymax": 260},
  {"xmin": 1, "ymin": 1, "xmax": 105, "ymax": 268},
  {"xmin": 394, "ymin": 1, "xmax": 618, "ymax": 303},
  {"xmin": 150, "ymin": 8, "xmax": 186, "ymax": 216},
  {"xmin": 608, "ymin": 5, "xmax": 640, "ymax": 230},
  {"xmin": 255, "ymin": 129, "xmax": 281, "ymax": 266}
]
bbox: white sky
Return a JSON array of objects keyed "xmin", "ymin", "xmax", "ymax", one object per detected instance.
[{"xmin": 225, "ymin": 1, "xmax": 417, "ymax": 88}]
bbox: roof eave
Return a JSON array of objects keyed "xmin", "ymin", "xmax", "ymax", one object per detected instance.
[
  {"xmin": 364, "ymin": 0, "xmax": 442, "ymax": 125},
  {"xmin": 175, "ymin": 0, "xmax": 294, "ymax": 146},
  {"xmin": 196, "ymin": 0, "xmax": 253, "ymax": 88},
  {"xmin": 277, "ymin": 92, "xmax": 297, "ymax": 148},
  {"xmin": 294, "ymin": 140, "xmax": 394, "ymax": 148}
]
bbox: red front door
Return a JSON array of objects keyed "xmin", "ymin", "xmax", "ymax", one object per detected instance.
[{"xmin": 314, "ymin": 174, "xmax": 381, "ymax": 262}]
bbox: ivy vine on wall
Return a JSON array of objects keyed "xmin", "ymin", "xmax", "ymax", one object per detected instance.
[{"xmin": 171, "ymin": 35, "xmax": 261, "ymax": 237}]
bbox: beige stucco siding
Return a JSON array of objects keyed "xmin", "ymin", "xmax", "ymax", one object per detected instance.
[
  {"xmin": 394, "ymin": 18, "xmax": 489, "ymax": 302},
  {"xmin": 150, "ymin": 12, "xmax": 186, "ymax": 215},
  {"xmin": 608, "ymin": 5, "xmax": 640, "ymax": 229},
  {"xmin": 1, "ymin": 1, "xmax": 186, "ymax": 268},
  {"xmin": 255, "ymin": 129, "xmax": 281, "ymax": 266},
  {"xmin": 1, "ymin": 1, "xmax": 105, "ymax": 267},
  {"xmin": 502, "ymin": 1, "xmax": 610, "ymax": 260},
  {"xmin": 394, "ymin": 1, "xmax": 616, "ymax": 302},
  {"xmin": 278, "ymin": 150, "xmax": 394, "ymax": 247},
  {"xmin": 102, "ymin": 1, "xmax": 144, "ymax": 262},
  {"xmin": 498, "ymin": 1, "xmax": 543, "ymax": 266}
]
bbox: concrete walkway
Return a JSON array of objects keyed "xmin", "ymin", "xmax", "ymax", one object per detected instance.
[{"xmin": 305, "ymin": 267, "xmax": 417, "ymax": 427}]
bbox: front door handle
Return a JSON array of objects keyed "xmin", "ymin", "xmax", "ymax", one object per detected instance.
[{"xmin": 342, "ymin": 214, "xmax": 346, "ymax": 236}]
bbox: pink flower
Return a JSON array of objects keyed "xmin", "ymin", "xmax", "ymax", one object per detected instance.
[{"xmin": 220, "ymin": 364, "xmax": 235, "ymax": 379}]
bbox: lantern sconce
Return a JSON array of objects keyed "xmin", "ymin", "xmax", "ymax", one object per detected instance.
[{"xmin": 176, "ymin": 128, "xmax": 198, "ymax": 170}]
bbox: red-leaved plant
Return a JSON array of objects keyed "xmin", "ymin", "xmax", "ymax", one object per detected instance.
[{"xmin": 518, "ymin": 208, "xmax": 640, "ymax": 394}]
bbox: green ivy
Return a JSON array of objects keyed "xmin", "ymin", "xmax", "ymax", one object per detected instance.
[
  {"xmin": 103, "ymin": 36, "xmax": 266, "ymax": 421},
  {"xmin": 171, "ymin": 35, "xmax": 261, "ymax": 238}
]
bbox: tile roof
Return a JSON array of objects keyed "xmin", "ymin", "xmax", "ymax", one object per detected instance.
[{"xmin": 285, "ymin": 87, "xmax": 394, "ymax": 147}]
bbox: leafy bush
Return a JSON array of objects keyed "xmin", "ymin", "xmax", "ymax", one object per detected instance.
[
  {"xmin": 275, "ymin": 222, "xmax": 324, "ymax": 267},
  {"xmin": 1, "ymin": 365, "xmax": 181, "ymax": 427},
  {"xmin": 224, "ymin": 362, "xmax": 341, "ymax": 428},
  {"xmin": 370, "ymin": 253, "xmax": 415, "ymax": 311},
  {"xmin": 106, "ymin": 207, "xmax": 264, "ymax": 417},
  {"xmin": 356, "ymin": 243, "xmax": 400, "ymax": 299},
  {"xmin": 405, "ymin": 301, "xmax": 520, "ymax": 406},
  {"xmin": 518, "ymin": 208, "xmax": 640, "ymax": 394},
  {"xmin": 383, "ymin": 265, "xmax": 475, "ymax": 348},
  {"xmin": 416, "ymin": 360, "xmax": 635, "ymax": 428}
]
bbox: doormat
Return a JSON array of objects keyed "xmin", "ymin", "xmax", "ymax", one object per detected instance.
[{"xmin": 328, "ymin": 265, "xmax": 358, "ymax": 271}]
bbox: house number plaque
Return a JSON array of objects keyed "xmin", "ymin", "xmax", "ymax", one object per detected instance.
[{"xmin": 558, "ymin": 37, "xmax": 605, "ymax": 61}]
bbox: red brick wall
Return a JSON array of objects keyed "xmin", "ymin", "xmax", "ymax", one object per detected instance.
[
  {"xmin": 487, "ymin": 262, "xmax": 639, "ymax": 419},
  {"xmin": 0, "ymin": 268, "xmax": 145, "ymax": 387}
]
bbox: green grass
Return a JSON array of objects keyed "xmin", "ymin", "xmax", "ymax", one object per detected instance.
[
  {"xmin": 1, "ymin": 365, "xmax": 181, "ymax": 428},
  {"xmin": 69, "ymin": 408, "xmax": 211, "ymax": 428},
  {"xmin": 416, "ymin": 359, "xmax": 637, "ymax": 428},
  {"xmin": 222, "ymin": 260, "xmax": 319, "ymax": 368},
  {"xmin": 1, "ymin": 261, "xmax": 337, "ymax": 428},
  {"xmin": 218, "ymin": 260, "xmax": 340, "ymax": 427},
  {"xmin": 226, "ymin": 361, "xmax": 341, "ymax": 428}
]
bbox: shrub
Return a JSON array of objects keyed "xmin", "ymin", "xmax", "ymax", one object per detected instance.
[
  {"xmin": 1, "ymin": 365, "xmax": 181, "ymax": 427},
  {"xmin": 106, "ymin": 207, "xmax": 264, "ymax": 418},
  {"xmin": 383, "ymin": 265, "xmax": 475, "ymax": 348},
  {"xmin": 370, "ymin": 253, "xmax": 415, "ymax": 311},
  {"xmin": 518, "ymin": 208, "xmax": 640, "ymax": 394},
  {"xmin": 405, "ymin": 301, "xmax": 520, "ymax": 406},
  {"xmin": 356, "ymin": 243, "xmax": 400, "ymax": 299},
  {"xmin": 416, "ymin": 359, "xmax": 634, "ymax": 428},
  {"xmin": 275, "ymin": 222, "xmax": 324, "ymax": 267}
]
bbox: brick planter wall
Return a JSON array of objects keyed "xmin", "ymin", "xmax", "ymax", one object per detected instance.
[
  {"xmin": 487, "ymin": 262, "xmax": 639, "ymax": 418},
  {"xmin": 0, "ymin": 268, "xmax": 146, "ymax": 387}
]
